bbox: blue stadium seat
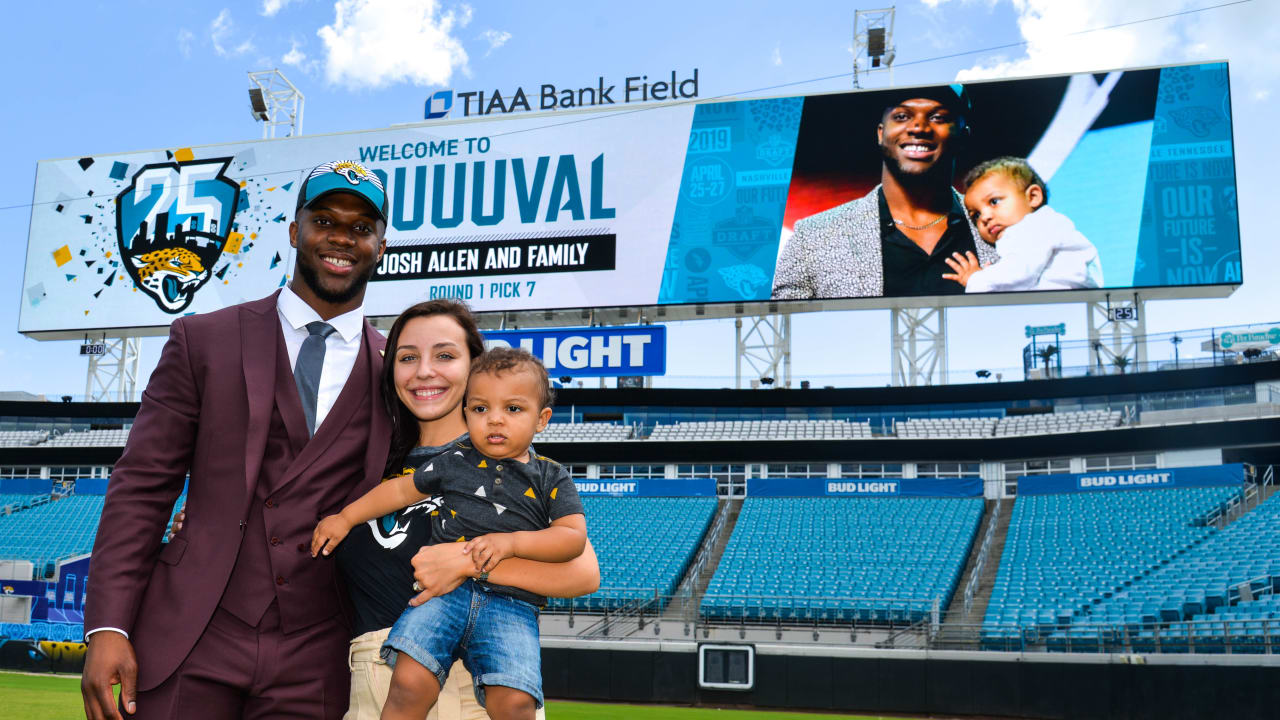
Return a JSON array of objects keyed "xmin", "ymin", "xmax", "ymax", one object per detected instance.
[
  {"xmin": 702, "ymin": 496, "xmax": 982, "ymax": 623},
  {"xmin": 569, "ymin": 496, "xmax": 717, "ymax": 612}
]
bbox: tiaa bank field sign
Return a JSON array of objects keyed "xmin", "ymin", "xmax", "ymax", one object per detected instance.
[{"xmin": 484, "ymin": 326, "xmax": 665, "ymax": 377}]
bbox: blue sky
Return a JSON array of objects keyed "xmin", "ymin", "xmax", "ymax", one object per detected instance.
[{"xmin": 2, "ymin": 0, "xmax": 1277, "ymax": 395}]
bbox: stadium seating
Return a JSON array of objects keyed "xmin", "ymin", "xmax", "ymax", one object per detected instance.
[
  {"xmin": 702, "ymin": 496, "xmax": 983, "ymax": 623},
  {"xmin": 1068, "ymin": 492, "xmax": 1280, "ymax": 649},
  {"xmin": 547, "ymin": 495, "xmax": 717, "ymax": 611},
  {"xmin": 993, "ymin": 409, "xmax": 1121, "ymax": 436},
  {"xmin": 0, "ymin": 492, "xmax": 50, "ymax": 512},
  {"xmin": 536, "ymin": 422, "xmax": 633, "ymax": 442},
  {"xmin": 647, "ymin": 420, "xmax": 873, "ymax": 441},
  {"xmin": 893, "ymin": 410, "xmax": 1120, "ymax": 439},
  {"xmin": 981, "ymin": 485, "xmax": 1242, "ymax": 648},
  {"xmin": 39, "ymin": 429, "xmax": 130, "ymax": 447},
  {"xmin": 896, "ymin": 417, "xmax": 996, "ymax": 438},
  {"xmin": 0, "ymin": 495, "xmax": 107, "ymax": 571},
  {"xmin": 0, "ymin": 430, "xmax": 49, "ymax": 447}
]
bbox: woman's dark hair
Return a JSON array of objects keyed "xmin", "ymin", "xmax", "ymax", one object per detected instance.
[{"xmin": 381, "ymin": 299, "xmax": 485, "ymax": 477}]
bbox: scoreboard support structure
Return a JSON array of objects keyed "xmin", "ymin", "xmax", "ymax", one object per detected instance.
[
  {"xmin": 1087, "ymin": 293, "xmax": 1148, "ymax": 375},
  {"xmin": 735, "ymin": 313, "xmax": 792, "ymax": 390},
  {"xmin": 892, "ymin": 306, "xmax": 948, "ymax": 387},
  {"xmin": 84, "ymin": 334, "xmax": 141, "ymax": 402}
]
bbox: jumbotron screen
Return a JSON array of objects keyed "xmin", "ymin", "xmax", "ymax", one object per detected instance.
[{"xmin": 21, "ymin": 62, "xmax": 1238, "ymax": 335}]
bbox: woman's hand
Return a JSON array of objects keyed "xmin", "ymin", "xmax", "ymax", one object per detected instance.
[
  {"xmin": 409, "ymin": 543, "xmax": 477, "ymax": 606},
  {"xmin": 167, "ymin": 503, "xmax": 187, "ymax": 541}
]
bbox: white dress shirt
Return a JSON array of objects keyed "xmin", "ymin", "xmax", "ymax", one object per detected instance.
[
  {"xmin": 966, "ymin": 205, "xmax": 1104, "ymax": 293},
  {"xmin": 276, "ymin": 284, "xmax": 366, "ymax": 431}
]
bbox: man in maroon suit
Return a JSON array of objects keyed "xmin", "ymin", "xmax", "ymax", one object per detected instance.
[{"xmin": 82, "ymin": 160, "xmax": 393, "ymax": 720}]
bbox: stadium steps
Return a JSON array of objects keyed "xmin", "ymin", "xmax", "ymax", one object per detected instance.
[
  {"xmin": 936, "ymin": 498, "xmax": 1015, "ymax": 646},
  {"xmin": 662, "ymin": 498, "xmax": 743, "ymax": 623},
  {"xmin": 1206, "ymin": 480, "xmax": 1274, "ymax": 531}
]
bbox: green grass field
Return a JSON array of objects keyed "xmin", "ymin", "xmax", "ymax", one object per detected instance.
[{"xmin": 0, "ymin": 671, "xmax": 895, "ymax": 719}]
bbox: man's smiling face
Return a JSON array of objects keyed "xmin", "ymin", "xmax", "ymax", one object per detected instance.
[
  {"xmin": 877, "ymin": 98, "xmax": 959, "ymax": 179},
  {"xmin": 288, "ymin": 191, "xmax": 386, "ymax": 311}
]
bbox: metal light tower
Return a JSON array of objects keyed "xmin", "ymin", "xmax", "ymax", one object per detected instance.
[
  {"xmin": 248, "ymin": 69, "xmax": 305, "ymax": 139},
  {"xmin": 853, "ymin": 7, "xmax": 896, "ymax": 88}
]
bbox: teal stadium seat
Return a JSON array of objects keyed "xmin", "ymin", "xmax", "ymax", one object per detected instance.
[
  {"xmin": 701, "ymin": 496, "xmax": 983, "ymax": 624},
  {"xmin": 979, "ymin": 485, "xmax": 1263, "ymax": 650},
  {"xmin": 545, "ymin": 496, "xmax": 717, "ymax": 612}
]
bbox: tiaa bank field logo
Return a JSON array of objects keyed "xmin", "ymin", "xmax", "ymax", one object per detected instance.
[
  {"xmin": 425, "ymin": 90, "xmax": 454, "ymax": 119},
  {"xmin": 114, "ymin": 157, "xmax": 240, "ymax": 313}
]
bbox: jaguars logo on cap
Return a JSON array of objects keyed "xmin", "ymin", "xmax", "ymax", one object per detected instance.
[{"xmin": 310, "ymin": 160, "xmax": 385, "ymax": 191}]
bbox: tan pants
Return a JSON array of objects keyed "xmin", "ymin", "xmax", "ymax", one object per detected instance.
[{"xmin": 344, "ymin": 627, "xmax": 547, "ymax": 720}]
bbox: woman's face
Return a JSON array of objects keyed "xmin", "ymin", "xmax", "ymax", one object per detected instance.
[{"xmin": 392, "ymin": 314, "xmax": 472, "ymax": 426}]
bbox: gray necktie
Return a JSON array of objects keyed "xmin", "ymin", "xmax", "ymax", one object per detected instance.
[{"xmin": 295, "ymin": 321, "xmax": 337, "ymax": 435}]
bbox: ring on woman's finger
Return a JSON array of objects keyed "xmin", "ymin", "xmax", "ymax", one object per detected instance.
[{"xmin": 412, "ymin": 581, "xmax": 423, "ymax": 592}]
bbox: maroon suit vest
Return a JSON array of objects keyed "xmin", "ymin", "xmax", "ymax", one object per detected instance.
[{"xmin": 220, "ymin": 332, "xmax": 374, "ymax": 633}]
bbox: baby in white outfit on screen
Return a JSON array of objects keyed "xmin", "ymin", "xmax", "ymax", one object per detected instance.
[{"xmin": 944, "ymin": 156, "xmax": 1103, "ymax": 293}]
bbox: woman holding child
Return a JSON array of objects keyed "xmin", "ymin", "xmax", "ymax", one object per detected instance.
[{"xmin": 335, "ymin": 299, "xmax": 597, "ymax": 719}]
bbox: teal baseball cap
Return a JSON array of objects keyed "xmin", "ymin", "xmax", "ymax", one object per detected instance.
[{"xmin": 296, "ymin": 160, "xmax": 388, "ymax": 222}]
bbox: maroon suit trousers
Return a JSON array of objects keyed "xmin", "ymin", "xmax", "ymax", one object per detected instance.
[{"xmin": 127, "ymin": 601, "xmax": 349, "ymax": 719}]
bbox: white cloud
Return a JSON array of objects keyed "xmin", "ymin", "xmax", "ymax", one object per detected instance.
[
  {"xmin": 480, "ymin": 28, "xmax": 510, "ymax": 56},
  {"xmin": 772, "ymin": 44, "xmax": 783, "ymax": 67},
  {"xmin": 283, "ymin": 40, "xmax": 307, "ymax": 66},
  {"xmin": 210, "ymin": 8, "xmax": 255, "ymax": 58},
  {"xmin": 317, "ymin": 0, "xmax": 472, "ymax": 90},
  {"xmin": 262, "ymin": 0, "xmax": 299, "ymax": 16},
  {"xmin": 177, "ymin": 28, "xmax": 194, "ymax": 59},
  {"xmin": 955, "ymin": 1, "xmax": 1277, "ymax": 91}
]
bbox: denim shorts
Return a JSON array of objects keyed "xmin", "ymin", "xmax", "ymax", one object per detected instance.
[{"xmin": 382, "ymin": 580, "xmax": 543, "ymax": 708}]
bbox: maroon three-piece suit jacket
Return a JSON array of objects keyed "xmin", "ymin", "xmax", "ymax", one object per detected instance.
[{"xmin": 85, "ymin": 291, "xmax": 391, "ymax": 691}]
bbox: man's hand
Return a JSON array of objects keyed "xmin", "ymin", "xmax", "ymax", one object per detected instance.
[
  {"xmin": 311, "ymin": 514, "xmax": 353, "ymax": 557},
  {"xmin": 409, "ymin": 543, "xmax": 477, "ymax": 606},
  {"xmin": 942, "ymin": 251, "xmax": 984, "ymax": 287},
  {"xmin": 81, "ymin": 631, "xmax": 137, "ymax": 720},
  {"xmin": 463, "ymin": 533, "xmax": 516, "ymax": 573}
]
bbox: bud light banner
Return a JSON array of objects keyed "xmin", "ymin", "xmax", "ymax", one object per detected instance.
[
  {"xmin": 573, "ymin": 478, "xmax": 716, "ymax": 497},
  {"xmin": 1018, "ymin": 463, "xmax": 1245, "ymax": 495},
  {"xmin": 0, "ymin": 477, "xmax": 53, "ymax": 495},
  {"xmin": 484, "ymin": 326, "xmax": 664, "ymax": 376},
  {"xmin": 749, "ymin": 477, "xmax": 981, "ymax": 498},
  {"xmin": 22, "ymin": 62, "xmax": 1240, "ymax": 338}
]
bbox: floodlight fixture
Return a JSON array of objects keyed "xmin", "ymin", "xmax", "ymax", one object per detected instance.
[
  {"xmin": 248, "ymin": 88, "xmax": 269, "ymax": 121},
  {"xmin": 868, "ymin": 28, "xmax": 886, "ymax": 57},
  {"xmin": 247, "ymin": 69, "xmax": 304, "ymax": 139},
  {"xmin": 852, "ymin": 7, "xmax": 896, "ymax": 88}
]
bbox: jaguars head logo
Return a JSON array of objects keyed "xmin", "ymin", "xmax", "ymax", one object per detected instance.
[
  {"xmin": 312, "ymin": 160, "xmax": 383, "ymax": 190},
  {"xmin": 115, "ymin": 157, "xmax": 240, "ymax": 313}
]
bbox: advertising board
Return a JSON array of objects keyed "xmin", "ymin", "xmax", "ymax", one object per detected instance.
[{"xmin": 21, "ymin": 62, "xmax": 1238, "ymax": 337}]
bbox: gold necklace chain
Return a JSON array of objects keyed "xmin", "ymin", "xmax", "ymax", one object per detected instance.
[{"xmin": 893, "ymin": 213, "xmax": 947, "ymax": 231}]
